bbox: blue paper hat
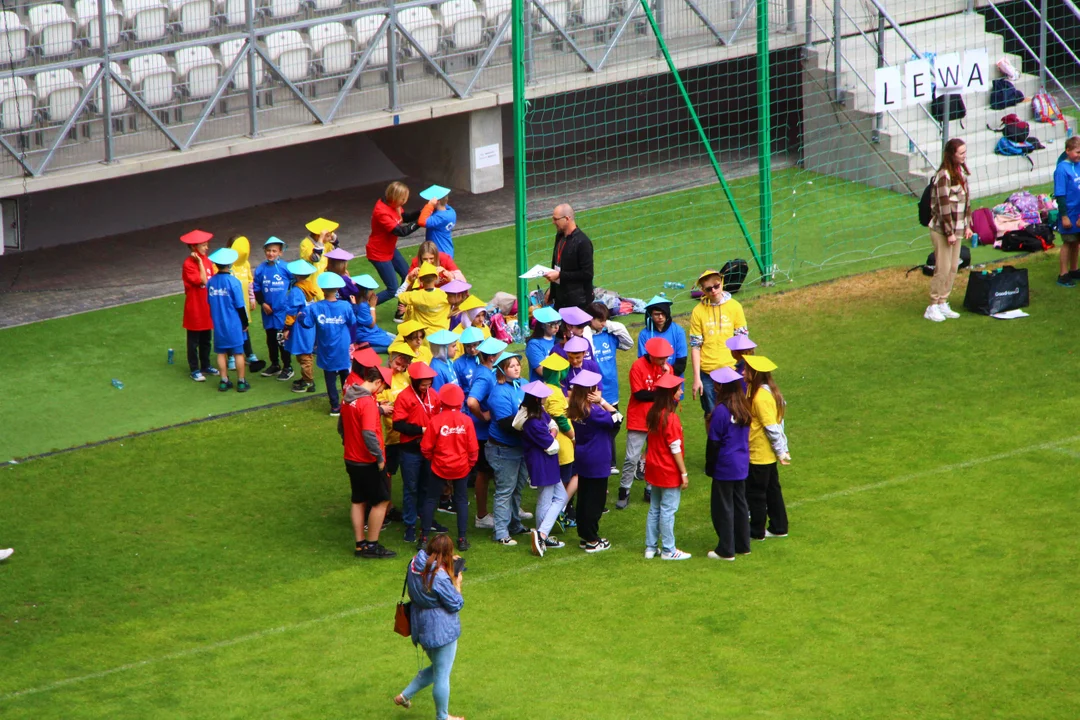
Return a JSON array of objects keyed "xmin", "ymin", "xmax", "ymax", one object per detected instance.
[
  {"xmin": 644, "ymin": 294, "xmax": 673, "ymax": 308},
  {"xmin": 317, "ymin": 272, "xmax": 346, "ymax": 290},
  {"xmin": 495, "ymin": 350, "xmax": 522, "ymax": 366},
  {"xmin": 419, "ymin": 184, "xmax": 451, "ymax": 201},
  {"xmin": 477, "ymin": 338, "xmax": 508, "ymax": 355},
  {"xmin": 532, "ymin": 306, "xmax": 561, "ymax": 324},
  {"xmin": 459, "ymin": 327, "xmax": 485, "ymax": 344},
  {"xmin": 427, "ymin": 329, "xmax": 460, "ymax": 346},
  {"xmin": 208, "ymin": 247, "xmax": 238, "ymax": 265},
  {"xmin": 354, "ymin": 274, "xmax": 379, "ymax": 290},
  {"xmin": 287, "ymin": 259, "xmax": 317, "ymax": 276},
  {"xmin": 263, "ymin": 236, "xmax": 286, "ymax": 249}
]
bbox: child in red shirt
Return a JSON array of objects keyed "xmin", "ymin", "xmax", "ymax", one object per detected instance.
[
  {"xmin": 393, "ymin": 362, "xmax": 443, "ymax": 545},
  {"xmin": 421, "ymin": 383, "xmax": 479, "ymax": 551},
  {"xmin": 644, "ymin": 373, "xmax": 691, "ymax": 561},
  {"xmin": 180, "ymin": 229, "xmax": 218, "ymax": 382}
]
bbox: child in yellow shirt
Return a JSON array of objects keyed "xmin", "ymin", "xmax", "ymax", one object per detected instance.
[{"xmin": 398, "ymin": 262, "xmax": 450, "ymax": 334}]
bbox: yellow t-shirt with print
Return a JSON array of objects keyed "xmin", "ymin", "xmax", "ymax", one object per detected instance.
[
  {"xmin": 542, "ymin": 385, "xmax": 574, "ymax": 465},
  {"xmin": 400, "ymin": 287, "xmax": 451, "ymax": 334},
  {"xmin": 688, "ymin": 297, "xmax": 747, "ymax": 371},
  {"xmin": 748, "ymin": 386, "xmax": 779, "ymax": 465},
  {"xmin": 379, "ymin": 370, "xmax": 412, "ymax": 446}
]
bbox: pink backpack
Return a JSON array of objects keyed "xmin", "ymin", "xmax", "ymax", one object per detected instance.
[{"xmin": 970, "ymin": 208, "xmax": 998, "ymax": 242}]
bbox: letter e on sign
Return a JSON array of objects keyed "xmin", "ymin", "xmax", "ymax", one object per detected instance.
[
  {"xmin": 875, "ymin": 66, "xmax": 903, "ymax": 113},
  {"xmin": 905, "ymin": 59, "xmax": 932, "ymax": 105}
]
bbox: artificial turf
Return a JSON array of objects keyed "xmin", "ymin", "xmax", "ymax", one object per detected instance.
[{"xmin": 1, "ymin": 250, "xmax": 1077, "ymax": 719}]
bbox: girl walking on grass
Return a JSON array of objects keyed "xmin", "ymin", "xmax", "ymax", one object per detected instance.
[
  {"xmin": 705, "ymin": 366, "xmax": 752, "ymax": 561},
  {"xmin": 744, "ymin": 355, "xmax": 791, "ymax": 541},
  {"xmin": 567, "ymin": 369, "xmax": 619, "ymax": 553},
  {"xmin": 516, "ymin": 381, "xmax": 567, "ymax": 557},
  {"xmin": 644, "ymin": 373, "xmax": 691, "ymax": 561}
]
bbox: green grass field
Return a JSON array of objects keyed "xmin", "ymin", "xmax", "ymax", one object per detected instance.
[{"xmin": 2, "ymin": 241, "xmax": 1078, "ymax": 718}]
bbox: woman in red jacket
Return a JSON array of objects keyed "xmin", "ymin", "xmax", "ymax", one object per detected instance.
[
  {"xmin": 369, "ymin": 181, "xmax": 423, "ymax": 307},
  {"xmin": 180, "ymin": 229, "xmax": 218, "ymax": 382}
]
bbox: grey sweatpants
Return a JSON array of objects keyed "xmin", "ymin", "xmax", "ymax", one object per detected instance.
[{"xmin": 619, "ymin": 430, "xmax": 647, "ymax": 490}]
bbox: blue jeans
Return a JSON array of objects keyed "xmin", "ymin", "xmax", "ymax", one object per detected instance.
[
  {"xmin": 485, "ymin": 443, "xmax": 528, "ymax": 541},
  {"xmin": 400, "ymin": 449, "xmax": 432, "ymax": 530},
  {"xmin": 645, "ymin": 486, "xmax": 682, "ymax": 554},
  {"xmin": 535, "ymin": 481, "xmax": 568, "ymax": 537},
  {"xmin": 324, "ymin": 369, "xmax": 348, "ymax": 411},
  {"xmin": 698, "ymin": 368, "xmax": 718, "ymax": 418},
  {"xmin": 372, "ymin": 249, "xmax": 410, "ymax": 305},
  {"xmin": 402, "ymin": 639, "xmax": 457, "ymax": 720}
]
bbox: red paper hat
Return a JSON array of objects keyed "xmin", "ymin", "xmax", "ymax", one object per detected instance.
[
  {"xmin": 407, "ymin": 362, "xmax": 437, "ymax": 380},
  {"xmin": 644, "ymin": 337, "xmax": 674, "ymax": 358},
  {"xmin": 350, "ymin": 346, "xmax": 382, "ymax": 368},
  {"xmin": 181, "ymin": 229, "xmax": 213, "ymax": 245},
  {"xmin": 654, "ymin": 373, "xmax": 685, "ymax": 389},
  {"xmin": 438, "ymin": 383, "xmax": 465, "ymax": 407}
]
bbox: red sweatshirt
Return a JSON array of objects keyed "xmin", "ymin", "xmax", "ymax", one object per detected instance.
[
  {"xmin": 626, "ymin": 357, "xmax": 670, "ymax": 432},
  {"xmin": 421, "ymin": 408, "xmax": 478, "ymax": 480},
  {"xmin": 392, "ymin": 385, "xmax": 442, "ymax": 446},
  {"xmin": 182, "ymin": 253, "xmax": 215, "ymax": 331},
  {"xmin": 341, "ymin": 388, "xmax": 384, "ymax": 464}
]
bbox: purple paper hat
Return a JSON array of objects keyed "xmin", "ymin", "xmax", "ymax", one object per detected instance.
[
  {"xmin": 522, "ymin": 380, "xmax": 553, "ymax": 398},
  {"xmin": 324, "ymin": 247, "xmax": 354, "ymax": 261},
  {"xmin": 563, "ymin": 336, "xmax": 590, "ymax": 353},
  {"xmin": 558, "ymin": 306, "xmax": 592, "ymax": 326},
  {"xmin": 441, "ymin": 280, "xmax": 472, "ymax": 294},
  {"xmin": 726, "ymin": 335, "xmax": 757, "ymax": 351},
  {"xmin": 709, "ymin": 366, "xmax": 743, "ymax": 384},
  {"xmin": 569, "ymin": 369, "xmax": 602, "ymax": 387}
]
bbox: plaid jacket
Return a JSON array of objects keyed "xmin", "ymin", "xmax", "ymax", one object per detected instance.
[{"xmin": 930, "ymin": 169, "xmax": 973, "ymax": 237}]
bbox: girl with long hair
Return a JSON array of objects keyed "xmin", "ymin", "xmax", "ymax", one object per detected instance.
[
  {"xmin": 925, "ymin": 138, "xmax": 973, "ymax": 322},
  {"xmin": 515, "ymin": 381, "xmax": 568, "ymax": 556},
  {"xmin": 743, "ymin": 355, "xmax": 791, "ymax": 541},
  {"xmin": 705, "ymin": 366, "xmax": 753, "ymax": 561},
  {"xmin": 643, "ymin": 373, "xmax": 691, "ymax": 560},
  {"xmin": 567, "ymin": 369, "xmax": 618, "ymax": 553}
]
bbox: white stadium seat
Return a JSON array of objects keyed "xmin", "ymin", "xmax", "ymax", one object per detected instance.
[
  {"xmin": 84, "ymin": 61, "xmax": 130, "ymax": 113},
  {"xmin": 398, "ymin": 7, "xmax": 439, "ymax": 57},
  {"xmin": 175, "ymin": 46, "xmax": 220, "ymax": 98},
  {"xmin": 480, "ymin": 0, "xmax": 510, "ymax": 40},
  {"xmin": 439, "ymin": 0, "xmax": 484, "ymax": 50},
  {"xmin": 36, "ymin": 69, "xmax": 84, "ymax": 123},
  {"xmin": 266, "ymin": 0, "xmax": 302, "ymax": 19},
  {"xmin": 266, "ymin": 30, "xmax": 311, "ymax": 82},
  {"xmin": 533, "ymin": 0, "xmax": 570, "ymax": 32},
  {"xmin": 123, "ymin": 0, "xmax": 169, "ymax": 41},
  {"xmin": 219, "ymin": 0, "xmax": 247, "ymax": 25},
  {"xmin": 28, "ymin": 4, "xmax": 77, "ymax": 57},
  {"xmin": 354, "ymin": 15, "xmax": 388, "ymax": 67},
  {"xmin": 76, "ymin": 0, "xmax": 122, "ymax": 49},
  {"xmin": 0, "ymin": 11, "xmax": 30, "ymax": 64},
  {"xmin": 309, "ymin": 0, "xmax": 343, "ymax": 10},
  {"xmin": 310, "ymin": 22, "xmax": 354, "ymax": 75},
  {"xmin": 0, "ymin": 77, "xmax": 36, "ymax": 129},
  {"xmin": 129, "ymin": 53, "xmax": 175, "ymax": 105},
  {"xmin": 579, "ymin": 0, "xmax": 612, "ymax": 24},
  {"xmin": 169, "ymin": 0, "xmax": 214, "ymax": 33},
  {"xmin": 220, "ymin": 39, "xmax": 265, "ymax": 89}
]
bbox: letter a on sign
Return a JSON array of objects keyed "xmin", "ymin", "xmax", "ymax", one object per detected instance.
[
  {"xmin": 963, "ymin": 48, "xmax": 989, "ymax": 93},
  {"xmin": 875, "ymin": 66, "xmax": 902, "ymax": 113},
  {"xmin": 905, "ymin": 59, "xmax": 932, "ymax": 105}
]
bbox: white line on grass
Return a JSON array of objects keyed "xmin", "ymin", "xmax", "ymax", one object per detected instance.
[
  {"xmin": 1052, "ymin": 446, "xmax": 1080, "ymax": 460},
  {"xmin": 5, "ymin": 434, "xmax": 1078, "ymax": 702}
]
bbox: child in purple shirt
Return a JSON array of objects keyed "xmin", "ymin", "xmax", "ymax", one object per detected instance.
[
  {"xmin": 567, "ymin": 369, "xmax": 620, "ymax": 552},
  {"xmin": 705, "ymin": 366, "xmax": 753, "ymax": 561},
  {"xmin": 516, "ymin": 381, "xmax": 567, "ymax": 557}
]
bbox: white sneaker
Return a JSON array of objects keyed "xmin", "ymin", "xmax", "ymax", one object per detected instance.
[
  {"xmin": 0, "ymin": 548, "xmax": 12, "ymax": 561},
  {"xmin": 644, "ymin": 548, "xmax": 657, "ymax": 559},
  {"xmin": 474, "ymin": 514, "xmax": 494, "ymax": 529},
  {"xmin": 519, "ymin": 510, "xmax": 534, "ymax": 520},
  {"xmin": 707, "ymin": 551, "xmax": 735, "ymax": 561},
  {"xmin": 924, "ymin": 304, "xmax": 945, "ymax": 322},
  {"xmin": 765, "ymin": 530, "xmax": 788, "ymax": 538},
  {"xmin": 938, "ymin": 302, "xmax": 960, "ymax": 319},
  {"xmin": 530, "ymin": 530, "xmax": 544, "ymax": 557},
  {"xmin": 661, "ymin": 549, "xmax": 692, "ymax": 561}
]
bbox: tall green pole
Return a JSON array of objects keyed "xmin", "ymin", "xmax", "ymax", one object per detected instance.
[
  {"xmin": 756, "ymin": 0, "xmax": 773, "ymax": 283},
  {"xmin": 512, "ymin": 0, "xmax": 529, "ymax": 331},
  {"xmin": 638, "ymin": 0, "xmax": 763, "ymax": 275}
]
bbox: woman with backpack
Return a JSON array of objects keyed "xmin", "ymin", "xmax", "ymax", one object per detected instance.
[{"xmin": 925, "ymin": 138, "xmax": 973, "ymax": 323}]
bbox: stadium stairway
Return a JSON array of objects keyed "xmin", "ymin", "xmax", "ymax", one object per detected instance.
[{"xmin": 803, "ymin": 11, "xmax": 1076, "ymax": 200}]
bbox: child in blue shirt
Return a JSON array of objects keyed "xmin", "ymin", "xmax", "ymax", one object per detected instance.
[
  {"xmin": 206, "ymin": 248, "xmax": 251, "ymax": 392},
  {"xmin": 636, "ymin": 295, "xmax": 688, "ymax": 376},
  {"xmin": 427, "ymin": 329, "xmax": 460, "ymax": 390},
  {"xmin": 525, "ymin": 305, "xmax": 561, "ymax": 382},
  {"xmin": 418, "ymin": 189, "xmax": 458, "ymax": 257},
  {"xmin": 1054, "ymin": 136, "xmax": 1080, "ymax": 286},
  {"xmin": 253, "ymin": 237, "xmax": 293, "ymax": 380},
  {"xmin": 465, "ymin": 337, "xmax": 507, "ymax": 530},
  {"xmin": 348, "ymin": 273, "xmax": 395, "ymax": 353},
  {"xmin": 299, "ymin": 272, "xmax": 359, "ymax": 416},
  {"xmin": 283, "ymin": 259, "xmax": 320, "ymax": 394}
]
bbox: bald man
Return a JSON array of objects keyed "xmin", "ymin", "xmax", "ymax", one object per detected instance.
[{"xmin": 544, "ymin": 203, "xmax": 595, "ymax": 310}]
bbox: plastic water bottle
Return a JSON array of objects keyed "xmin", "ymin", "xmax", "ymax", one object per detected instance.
[
  {"xmin": 663, "ymin": 281, "xmax": 685, "ymax": 290},
  {"xmin": 970, "ymin": 233, "xmax": 979, "ymax": 248},
  {"xmin": 167, "ymin": 348, "xmax": 174, "ymax": 364},
  {"xmin": 111, "ymin": 379, "xmax": 124, "ymax": 390}
]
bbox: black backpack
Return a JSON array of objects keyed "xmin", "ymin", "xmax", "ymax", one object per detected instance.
[
  {"xmin": 918, "ymin": 180, "xmax": 934, "ymax": 227},
  {"xmin": 721, "ymin": 259, "xmax": 749, "ymax": 294},
  {"xmin": 931, "ymin": 91, "xmax": 966, "ymax": 125},
  {"xmin": 909, "ymin": 245, "xmax": 972, "ymax": 277},
  {"xmin": 989, "ymin": 78, "xmax": 1025, "ymax": 110}
]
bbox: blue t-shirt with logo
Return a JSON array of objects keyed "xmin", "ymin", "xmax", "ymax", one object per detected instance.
[
  {"xmin": 591, "ymin": 330, "xmax": 621, "ymax": 405},
  {"xmin": 1054, "ymin": 158, "xmax": 1080, "ymax": 232},
  {"xmin": 466, "ymin": 365, "xmax": 496, "ymax": 440},
  {"xmin": 425, "ymin": 206, "xmax": 457, "ymax": 257},
  {"xmin": 253, "ymin": 260, "xmax": 292, "ymax": 330},
  {"xmin": 487, "ymin": 380, "xmax": 526, "ymax": 447},
  {"xmin": 207, "ymin": 272, "xmax": 246, "ymax": 351},
  {"xmin": 300, "ymin": 299, "xmax": 356, "ymax": 372}
]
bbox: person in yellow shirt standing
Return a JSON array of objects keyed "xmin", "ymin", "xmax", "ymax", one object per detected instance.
[
  {"xmin": 743, "ymin": 354, "xmax": 790, "ymax": 541},
  {"xmin": 299, "ymin": 218, "xmax": 340, "ymax": 282},
  {"xmin": 689, "ymin": 269, "xmax": 748, "ymax": 418},
  {"xmin": 398, "ymin": 262, "xmax": 451, "ymax": 335}
]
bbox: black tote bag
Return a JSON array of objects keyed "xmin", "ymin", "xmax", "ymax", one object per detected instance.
[{"xmin": 963, "ymin": 266, "xmax": 1029, "ymax": 315}]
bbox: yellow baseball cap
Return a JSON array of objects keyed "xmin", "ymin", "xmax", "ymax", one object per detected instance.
[
  {"xmin": 417, "ymin": 261, "xmax": 439, "ymax": 277},
  {"xmin": 743, "ymin": 354, "xmax": 777, "ymax": 373},
  {"xmin": 538, "ymin": 353, "xmax": 569, "ymax": 371},
  {"xmin": 305, "ymin": 217, "xmax": 339, "ymax": 235},
  {"xmin": 697, "ymin": 269, "xmax": 723, "ymax": 287},
  {"xmin": 458, "ymin": 295, "xmax": 487, "ymax": 312},
  {"xmin": 387, "ymin": 341, "xmax": 417, "ymax": 358}
]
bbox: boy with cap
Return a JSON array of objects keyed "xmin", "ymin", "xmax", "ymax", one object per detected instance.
[
  {"xmin": 205, "ymin": 247, "xmax": 251, "ymax": 392},
  {"xmin": 339, "ymin": 358, "xmax": 396, "ymax": 559},
  {"xmin": 417, "ymin": 185, "xmax": 458, "ymax": 258},
  {"xmin": 421, "ymin": 383, "xmax": 478, "ymax": 551},
  {"xmin": 617, "ymin": 337, "xmax": 674, "ymax": 509},
  {"xmin": 180, "ymin": 229, "xmax": 218, "ymax": 382},
  {"xmin": 637, "ymin": 295, "xmax": 687, "ymax": 376},
  {"xmin": 253, "ymin": 237, "xmax": 294, "ymax": 380},
  {"xmin": 282, "ymin": 259, "xmax": 321, "ymax": 394},
  {"xmin": 299, "ymin": 272, "xmax": 358, "ymax": 416},
  {"xmin": 689, "ymin": 269, "xmax": 748, "ymax": 417},
  {"xmin": 399, "ymin": 262, "xmax": 451, "ymax": 334},
  {"xmin": 393, "ymin": 362, "xmax": 444, "ymax": 545},
  {"xmin": 351, "ymin": 275, "xmax": 396, "ymax": 354}
]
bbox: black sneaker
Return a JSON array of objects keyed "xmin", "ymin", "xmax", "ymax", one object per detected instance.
[
  {"xmin": 393, "ymin": 306, "xmax": 406, "ymax": 323},
  {"xmin": 248, "ymin": 359, "xmax": 267, "ymax": 373},
  {"xmin": 417, "ymin": 534, "xmax": 427, "ymax": 549},
  {"xmin": 236, "ymin": 380, "xmax": 250, "ymax": 392},
  {"xmin": 404, "ymin": 526, "xmax": 416, "ymax": 543},
  {"xmin": 277, "ymin": 366, "xmax": 295, "ymax": 381},
  {"xmin": 361, "ymin": 542, "xmax": 397, "ymax": 559},
  {"xmin": 616, "ymin": 487, "xmax": 630, "ymax": 510},
  {"xmin": 602, "ymin": 506, "xmax": 609, "ymax": 514},
  {"xmin": 329, "ymin": 408, "xmax": 340, "ymax": 417},
  {"xmin": 260, "ymin": 363, "xmax": 281, "ymax": 378},
  {"xmin": 291, "ymin": 380, "xmax": 316, "ymax": 394},
  {"xmin": 457, "ymin": 537, "xmax": 470, "ymax": 551},
  {"xmin": 436, "ymin": 498, "xmax": 456, "ymax": 514},
  {"xmin": 1058, "ymin": 274, "xmax": 1077, "ymax": 287},
  {"xmin": 510, "ymin": 524, "xmax": 531, "ymax": 536},
  {"xmin": 1069, "ymin": 269, "xmax": 1080, "ymax": 280},
  {"xmin": 643, "ymin": 486, "xmax": 652, "ymax": 503},
  {"xmin": 218, "ymin": 379, "xmax": 234, "ymax": 392},
  {"xmin": 544, "ymin": 535, "xmax": 565, "ymax": 549},
  {"xmin": 430, "ymin": 521, "xmax": 449, "ymax": 533},
  {"xmin": 387, "ymin": 507, "xmax": 404, "ymax": 522},
  {"xmin": 354, "ymin": 542, "xmax": 370, "ymax": 557}
]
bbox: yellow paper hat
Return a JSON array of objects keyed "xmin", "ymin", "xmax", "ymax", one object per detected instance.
[
  {"xmin": 398, "ymin": 320, "xmax": 426, "ymax": 338},
  {"xmin": 417, "ymin": 261, "xmax": 439, "ymax": 277},
  {"xmin": 305, "ymin": 217, "xmax": 339, "ymax": 235},
  {"xmin": 743, "ymin": 354, "xmax": 777, "ymax": 373},
  {"xmin": 458, "ymin": 295, "xmax": 486, "ymax": 312},
  {"xmin": 387, "ymin": 341, "xmax": 417, "ymax": 358},
  {"xmin": 538, "ymin": 353, "xmax": 569, "ymax": 371}
]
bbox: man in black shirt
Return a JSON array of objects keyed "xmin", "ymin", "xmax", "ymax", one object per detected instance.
[{"xmin": 544, "ymin": 204, "xmax": 594, "ymax": 310}]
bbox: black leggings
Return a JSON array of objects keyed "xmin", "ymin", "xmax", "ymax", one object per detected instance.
[
  {"xmin": 576, "ymin": 476, "xmax": 608, "ymax": 543},
  {"xmin": 747, "ymin": 462, "xmax": 788, "ymax": 539},
  {"xmin": 186, "ymin": 329, "xmax": 211, "ymax": 371},
  {"xmin": 264, "ymin": 328, "xmax": 290, "ymax": 367}
]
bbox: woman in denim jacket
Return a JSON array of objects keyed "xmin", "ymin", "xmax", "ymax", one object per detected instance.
[{"xmin": 395, "ymin": 535, "xmax": 465, "ymax": 720}]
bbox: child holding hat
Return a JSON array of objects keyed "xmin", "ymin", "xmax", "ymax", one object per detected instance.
[
  {"xmin": 253, "ymin": 237, "xmax": 293, "ymax": 380},
  {"xmin": 567, "ymin": 369, "xmax": 619, "ymax": 553},
  {"xmin": 689, "ymin": 269, "xmax": 748, "ymax": 418},
  {"xmin": 705, "ymin": 366, "xmax": 752, "ymax": 561},
  {"xmin": 427, "ymin": 329, "xmax": 461, "ymax": 390},
  {"xmin": 617, "ymin": 337, "xmax": 674, "ymax": 510},
  {"xmin": 299, "ymin": 271, "xmax": 358, "ymax": 416},
  {"xmin": 744, "ymin": 355, "xmax": 790, "ymax": 541},
  {"xmin": 417, "ymin": 185, "xmax": 457, "ymax": 258},
  {"xmin": 421, "ymin": 383, "xmax": 477, "ymax": 552},
  {"xmin": 180, "ymin": 229, "xmax": 217, "ymax": 382},
  {"xmin": 644, "ymin": 373, "xmax": 691, "ymax": 561},
  {"xmin": 282, "ymin": 259, "xmax": 321, "ymax": 394},
  {"xmin": 637, "ymin": 295, "xmax": 687, "ymax": 377},
  {"xmin": 515, "ymin": 380, "xmax": 567, "ymax": 557},
  {"xmin": 526, "ymin": 306, "xmax": 562, "ymax": 382},
  {"xmin": 394, "ymin": 362, "xmax": 444, "ymax": 545},
  {"xmin": 205, "ymin": 247, "xmax": 250, "ymax": 392}
]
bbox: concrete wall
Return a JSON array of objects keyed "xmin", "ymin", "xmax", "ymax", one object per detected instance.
[{"xmin": 15, "ymin": 132, "xmax": 402, "ymax": 252}]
